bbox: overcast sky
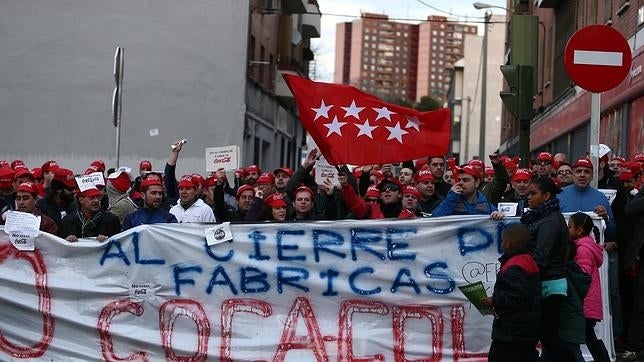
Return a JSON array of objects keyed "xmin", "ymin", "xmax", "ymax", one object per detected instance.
[{"xmin": 311, "ymin": 0, "xmax": 508, "ymax": 82}]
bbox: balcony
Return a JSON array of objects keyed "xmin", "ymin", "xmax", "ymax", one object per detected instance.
[
  {"xmin": 274, "ymin": 69, "xmax": 299, "ymax": 107},
  {"xmin": 535, "ymin": 0, "xmax": 561, "ymax": 8},
  {"xmin": 281, "ymin": 0, "xmax": 306, "ymax": 14},
  {"xmin": 301, "ymin": 2, "xmax": 321, "ymax": 38}
]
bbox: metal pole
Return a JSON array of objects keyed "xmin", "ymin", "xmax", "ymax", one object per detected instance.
[
  {"xmin": 590, "ymin": 92, "xmax": 600, "ymax": 189},
  {"xmin": 113, "ymin": 47, "xmax": 124, "ymax": 169},
  {"xmin": 478, "ymin": 11, "xmax": 490, "ymax": 159},
  {"xmin": 465, "ymin": 96, "xmax": 471, "ymax": 160}
]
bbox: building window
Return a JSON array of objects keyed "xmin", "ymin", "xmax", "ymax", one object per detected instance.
[{"xmin": 432, "ymin": 30, "xmax": 438, "ymax": 35}]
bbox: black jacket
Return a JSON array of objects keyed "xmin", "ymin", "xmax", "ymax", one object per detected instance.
[
  {"xmin": 59, "ymin": 210, "xmax": 121, "ymax": 239},
  {"xmin": 623, "ymin": 192, "xmax": 644, "ymax": 266},
  {"xmin": 524, "ymin": 209, "xmax": 568, "ymax": 281},
  {"xmin": 492, "ymin": 250, "xmax": 542, "ymax": 343}
]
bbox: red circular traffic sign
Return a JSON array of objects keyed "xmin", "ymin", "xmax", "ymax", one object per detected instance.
[{"xmin": 564, "ymin": 25, "xmax": 632, "ymax": 93}]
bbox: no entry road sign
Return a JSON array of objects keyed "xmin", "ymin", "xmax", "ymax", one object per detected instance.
[{"xmin": 564, "ymin": 25, "xmax": 632, "ymax": 93}]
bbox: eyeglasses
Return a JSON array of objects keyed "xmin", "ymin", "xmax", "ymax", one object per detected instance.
[
  {"xmin": 538, "ymin": 161, "xmax": 551, "ymax": 166},
  {"xmin": 557, "ymin": 170, "xmax": 572, "ymax": 175}
]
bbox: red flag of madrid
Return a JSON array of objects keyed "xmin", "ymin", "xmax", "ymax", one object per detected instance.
[{"xmin": 283, "ymin": 74, "xmax": 451, "ymax": 166}]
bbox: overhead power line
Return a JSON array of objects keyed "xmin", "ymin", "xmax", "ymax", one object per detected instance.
[
  {"xmin": 315, "ymin": 12, "xmax": 506, "ymax": 25},
  {"xmin": 414, "ymin": 0, "xmax": 485, "ymax": 18}
]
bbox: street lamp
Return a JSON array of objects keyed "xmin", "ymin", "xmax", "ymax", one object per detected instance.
[{"xmin": 473, "ymin": 2, "xmax": 509, "ymax": 12}]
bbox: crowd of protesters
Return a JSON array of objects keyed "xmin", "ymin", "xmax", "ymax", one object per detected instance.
[{"xmin": 0, "ymin": 138, "xmax": 643, "ymax": 361}]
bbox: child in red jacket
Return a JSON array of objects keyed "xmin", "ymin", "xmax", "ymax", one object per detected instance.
[{"xmin": 569, "ymin": 212, "xmax": 610, "ymax": 362}]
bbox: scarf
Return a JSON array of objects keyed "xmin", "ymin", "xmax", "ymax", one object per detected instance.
[{"xmin": 520, "ymin": 197, "xmax": 560, "ymax": 225}]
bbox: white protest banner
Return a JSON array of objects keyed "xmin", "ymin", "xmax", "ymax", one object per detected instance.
[
  {"xmin": 0, "ymin": 215, "xmax": 612, "ymax": 361},
  {"xmin": 315, "ymin": 156, "xmax": 341, "ymax": 187},
  {"xmin": 75, "ymin": 172, "xmax": 105, "ymax": 191},
  {"xmin": 598, "ymin": 189, "xmax": 618, "ymax": 205},
  {"xmin": 205, "ymin": 145, "xmax": 239, "ymax": 172}
]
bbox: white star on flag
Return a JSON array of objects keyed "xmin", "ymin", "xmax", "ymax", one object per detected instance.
[
  {"xmin": 324, "ymin": 116, "xmax": 348, "ymax": 137},
  {"xmin": 354, "ymin": 119, "xmax": 378, "ymax": 139},
  {"xmin": 405, "ymin": 116, "xmax": 420, "ymax": 132},
  {"xmin": 341, "ymin": 100, "xmax": 365, "ymax": 120},
  {"xmin": 385, "ymin": 122, "xmax": 409, "ymax": 143},
  {"xmin": 311, "ymin": 100, "xmax": 333, "ymax": 121},
  {"xmin": 373, "ymin": 106, "xmax": 395, "ymax": 122}
]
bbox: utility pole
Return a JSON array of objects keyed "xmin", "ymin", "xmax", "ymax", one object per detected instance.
[{"xmin": 478, "ymin": 11, "xmax": 491, "ymax": 159}]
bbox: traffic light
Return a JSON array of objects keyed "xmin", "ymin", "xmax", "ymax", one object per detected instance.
[{"xmin": 500, "ymin": 64, "xmax": 533, "ymax": 120}]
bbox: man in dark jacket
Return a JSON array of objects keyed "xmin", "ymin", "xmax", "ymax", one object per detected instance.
[
  {"xmin": 59, "ymin": 187, "xmax": 121, "ymax": 242},
  {"xmin": 37, "ymin": 167, "xmax": 77, "ymax": 227},
  {"xmin": 414, "ymin": 167, "xmax": 443, "ymax": 215},
  {"xmin": 498, "ymin": 168, "xmax": 532, "ymax": 216},
  {"xmin": 484, "ymin": 223, "xmax": 541, "ymax": 361},
  {"xmin": 620, "ymin": 186, "xmax": 644, "ymax": 362},
  {"xmin": 122, "ymin": 179, "xmax": 177, "ymax": 230}
]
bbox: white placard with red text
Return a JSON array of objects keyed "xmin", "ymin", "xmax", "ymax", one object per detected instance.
[
  {"xmin": 315, "ymin": 156, "xmax": 341, "ymax": 187},
  {"xmin": 0, "ymin": 215, "xmax": 611, "ymax": 361},
  {"xmin": 205, "ymin": 145, "xmax": 239, "ymax": 172}
]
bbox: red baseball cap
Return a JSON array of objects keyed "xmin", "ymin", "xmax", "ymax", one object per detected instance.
[
  {"xmin": 264, "ymin": 193, "xmax": 287, "ymax": 208},
  {"xmin": 31, "ymin": 167, "xmax": 43, "ymax": 180},
  {"xmin": 635, "ymin": 153, "xmax": 644, "ymax": 162},
  {"xmin": 402, "ymin": 185, "xmax": 420, "ymax": 198},
  {"xmin": 256, "ymin": 173, "xmax": 275, "ymax": 185},
  {"xmin": 512, "ymin": 169, "xmax": 532, "ymax": 181},
  {"xmin": 294, "ymin": 185, "xmax": 315, "ymax": 198},
  {"xmin": 90, "ymin": 160, "xmax": 106, "ymax": 173},
  {"xmin": 246, "ymin": 165, "xmax": 261, "ymax": 174},
  {"xmin": 468, "ymin": 159, "xmax": 484, "ymax": 168},
  {"xmin": 139, "ymin": 160, "xmax": 152, "ymax": 171},
  {"xmin": 365, "ymin": 185, "xmax": 381, "ymax": 199},
  {"xmin": 204, "ymin": 176, "xmax": 218, "ymax": 188},
  {"xmin": 459, "ymin": 165, "xmax": 481, "ymax": 180},
  {"xmin": 13, "ymin": 166, "xmax": 34, "ymax": 181},
  {"xmin": 41, "ymin": 160, "xmax": 59, "ymax": 174},
  {"xmin": 234, "ymin": 168, "xmax": 247, "ymax": 178},
  {"xmin": 11, "ymin": 160, "xmax": 25, "ymax": 169},
  {"xmin": 53, "ymin": 168, "xmax": 76, "ymax": 189},
  {"xmin": 107, "ymin": 171, "xmax": 132, "ymax": 193},
  {"xmin": 16, "ymin": 182, "xmax": 38, "ymax": 195},
  {"xmin": 0, "ymin": 166, "xmax": 15, "ymax": 189},
  {"xmin": 537, "ymin": 152, "xmax": 553, "ymax": 162},
  {"xmin": 236, "ymin": 184, "xmax": 255, "ymax": 199},
  {"xmin": 191, "ymin": 174, "xmax": 205, "ymax": 188},
  {"xmin": 273, "ymin": 167, "xmax": 294, "ymax": 177},
  {"xmin": 79, "ymin": 187, "xmax": 103, "ymax": 198},
  {"xmin": 573, "ymin": 157, "xmax": 593, "ymax": 170},
  {"xmin": 141, "ymin": 178, "xmax": 163, "ymax": 191},
  {"xmin": 484, "ymin": 167, "xmax": 495, "ymax": 175},
  {"xmin": 618, "ymin": 161, "xmax": 642, "ymax": 182},
  {"xmin": 414, "ymin": 167, "xmax": 435, "ymax": 183},
  {"xmin": 178, "ymin": 175, "xmax": 197, "ymax": 189}
]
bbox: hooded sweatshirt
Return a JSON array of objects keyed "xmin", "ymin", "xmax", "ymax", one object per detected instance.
[{"xmin": 574, "ymin": 235, "xmax": 604, "ymax": 321}]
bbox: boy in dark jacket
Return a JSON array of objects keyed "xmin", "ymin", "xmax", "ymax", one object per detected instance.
[{"xmin": 484, "ymin": 223, "xmax": 542, "ymax": 361}]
